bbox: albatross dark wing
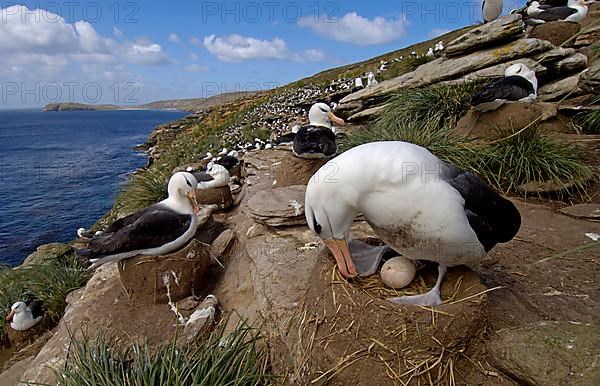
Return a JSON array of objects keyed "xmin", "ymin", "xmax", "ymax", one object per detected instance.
[
  {"xmin": 26, "ymin": 299, "xmax": 44, "ymax": 319},
  {"xmin": 86, "ymin": 208, "xmax": 192, "ymax": 258},
  {"xmin": 293, "ymin": 125, "xmax": 337, "ymax": 158},
  {"xmin": 192, "ymin": 171, "xmax": 214, "ymax": 182},
  {"xmin": 470, "ymin": 76, "xmax": 535, "ymax": 105},
  {"xmin": 442, "ymin": 164, "xmax": 521, "ymax": 252},
  {"xmin": 533, "ymin": 6, "xmax": 577, "ymax": 21}
]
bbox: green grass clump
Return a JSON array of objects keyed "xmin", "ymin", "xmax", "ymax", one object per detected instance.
[
  {"xmin": 481, "ymin": 127, "xmax": 594, "ymax": 194},
  {"xmin": 579, "ymin": 109, "xmax": 600, "ymax": 134},
  {"xmin": 0, "ymin": 257, "xmax": 90, "ymax": 342},
  {"xmin": 375, "ymin": 81, "xmax": 484, "ymax": 132},
  {"xmin": 343, "ymin": 81, "xmax": 594, "ymax": 197},
  {"xmin": 55, "ymin": 322, "xmax": 273, "ymax": 386}
]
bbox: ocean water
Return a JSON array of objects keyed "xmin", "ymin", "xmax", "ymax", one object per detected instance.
[{"xmin": 0, "ymin": 109, "xmax": 188, "ymax": 266}]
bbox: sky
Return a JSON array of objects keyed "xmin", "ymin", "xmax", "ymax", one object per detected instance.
[{"xmin": 0, "ymin": 0, "xmax": 527, "ymax": 108}]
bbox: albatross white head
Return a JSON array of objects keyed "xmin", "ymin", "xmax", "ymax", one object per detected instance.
[
  {"xmin": 305, "ymin": 175, "xmax": 361, "ymax": 278},
  {"xmin": 164, "ymin": 172, "xmax": 200, "ymax": 215},
  {"xmin": 6, "ymin": 301, "xmax": 42, "ymax": 331},
  {"xmin": 505, "ymin": 62, "xmax": 538, "ymax": 95},
  {"xmin": 308, "ymin": 103, "xmax": 345, "ymax": 130}
]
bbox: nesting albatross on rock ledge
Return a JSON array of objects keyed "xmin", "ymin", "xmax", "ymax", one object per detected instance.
[
  {"xmin": 305, "ymin": 141, "xmax": 521, "ymax": 307},
  {"xmin": 77, "ymin": 172, "xmax": 203, "ymax": 269}
]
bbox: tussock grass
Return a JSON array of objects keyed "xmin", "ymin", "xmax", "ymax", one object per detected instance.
[
  {"xmin": 580, "ymin": 109, "xmax": 600, "ymax": 134},
  {"xmin": 343, "ymin": 81, "xmax": 594, "ymax": 197},
  {"xmin": 0, "ymin": 257, "xmax": 90, "ymax": 342},
  {"xmin": 481, "ymin": 127, "xmax": 594, "ymax": 194},
  {"xmin": 55, "ymin": 322, "xmax": 273, "ymax": 386},
  {"xmin": 112, "ymin": 168, "xmax": 171, "ymax": 216}
]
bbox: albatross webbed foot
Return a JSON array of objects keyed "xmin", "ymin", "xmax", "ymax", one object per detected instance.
[
  {"xmin": 347, "ymin": 239, "xmax": 392, "ymax": 277},
  {"xmin": 387, "ymin": 265, "xmax": 447, "ymax": 307}
]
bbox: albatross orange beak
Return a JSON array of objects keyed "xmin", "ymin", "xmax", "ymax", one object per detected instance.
[
  {"xmin": 6, "ymin": 309, "xmax": 15, "ymax": 322},
  {"xmin": 324, "ymin": 239, "xmax": 357, "ymax": 278},
  {"xmin": 186, "ymin": 190, "xmax": 201, "ymax": 215},
  {"xmin": 327, "ymin": 111, "xmax": 345, "ymax": 126}
]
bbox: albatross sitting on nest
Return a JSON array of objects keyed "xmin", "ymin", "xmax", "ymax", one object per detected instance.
[
  {"xmin": 6, "ymin": 300, "xmax": 43, "ymax": 331},
  {"xmin": 524, "ymin": 0, "xmax": 590, "ymax": 23},
  {"xmin": 470, "ymin": 63, "xmax": 538, "ymax": 112},
  {"xmin": 305, "ymin": 141, "xmax": 521, "ymax": 307},
  {"xmin": 77, "ymin": 172, "xmax": 208, "ymax": 269},
  {"xmin": 293, "ymin": 103, "xmax": 345, "ymax": 159}
]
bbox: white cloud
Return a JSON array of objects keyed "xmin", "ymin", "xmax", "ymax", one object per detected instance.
[
  {"xmin": 113, "ymin": 26, "xmax": 123, "ymax": 38},
  {"xmin": 122, "ymin": 42, "xmax": 169, "ymax": 65},
  {"xmin": 298, "ymin": 12, "xmax": 407, "ymax": 46},
  {"xmin": 204, "ymin": 34, "xmax": 288, "ymax": 62},
  {"xmin": 184, "ymin": 64, "xmax": 209, "ymax": 73},
  {"xmin": 169, "ymin": 33, "xmax": 180, "ymax": 43},
  {"xmin": 190, "ymin": 37, "xmax": 202, "ymax": 46},
  {"xmin": 203, "ymin": 34, "xmax": 325, "ymax": 63},
  {"xmin": 189, "ymin": 53, "xmax": 199, "ymax": 61},
  {"xmin": 292, "ymin": 49, "xmax": 325, "ymax": 63},
  {"xmin": 0, "ymin": 5, "xmax": 168, "ymax": 66}
]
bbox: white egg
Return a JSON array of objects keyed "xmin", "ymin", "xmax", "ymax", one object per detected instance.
[{"xmin": 380, "ymin": 256, "xmax": 416, "ymax": 289}]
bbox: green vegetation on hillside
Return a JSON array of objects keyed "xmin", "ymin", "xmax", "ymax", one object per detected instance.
[{"xmin": 55, "ymin": 322, "xmax": 273, "ymax": 386}]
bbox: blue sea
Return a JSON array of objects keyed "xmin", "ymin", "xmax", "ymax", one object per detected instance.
[{"xmin": 0, "ymin": 109, "xmax": 188, "ymax": 266}]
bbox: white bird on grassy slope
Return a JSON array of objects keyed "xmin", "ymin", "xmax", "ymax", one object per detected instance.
[
  {"xmin": 305, "ymin": 141, "xmax": 521, "ymax": 307},
  {"xmin": 6, "ymin": 300, "xmax": 44, "ymax": 331}
]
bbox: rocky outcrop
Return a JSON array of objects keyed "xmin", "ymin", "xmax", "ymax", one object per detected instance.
[
  {"xmin": 487, "ymin": 322, "xmax": 600, "ymax": 385},
  {"xmin": 20, "ymin": 263, "xmax": 182, "ymax": 385},
  {"xmin": 340, "ymin": 39, "xmax": 554, "ymax": 110},
  {"xmin": 247, "ymin": 185, "xmax": 307, "ymax": 227},
  {"xmin": 192, "ymin": 186, "xmax": 234, "ymax": 210},
  {"xmin": 21, "ymin": 243, "xmax": 73, "ymax": 266},
  {"xmin": 539, "ymin": 74, "xmax": 583, "ymax": 101},
  {"xmin": 445, "ymin": 14, "xmax": 525, "ymax": 57}
]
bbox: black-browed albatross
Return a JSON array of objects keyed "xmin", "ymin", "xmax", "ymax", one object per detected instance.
[
  {"xmin": 77, "ymin": 172, "xmax": 202, "ymax": 269},
  {"xmin": 305, "ymin": 141, "xmax": 521, "ymax": 307}
]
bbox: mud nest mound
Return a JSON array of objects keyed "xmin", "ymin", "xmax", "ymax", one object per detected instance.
[{"xmin": 280, "ymin": 251, "xmax": 491, "ymax": 385}]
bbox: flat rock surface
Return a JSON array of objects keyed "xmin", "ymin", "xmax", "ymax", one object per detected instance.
[
  {"xmin": 486, "ymin": 321, "xmax": 600, "ymax": 385},
  {"xmin": 247, "ymin": 185, "xmax": 307, "ymax": 227},
  {"xmin": 446, "ymin": 14, "xmax": 525, "ymax": 57},
  {"xmin": 559, "ymin": 204, "xmax": 600, "ymax": 220},
  {"xmin": 0, "ymin": 356, "xmax": 33, "ymax": 386}
]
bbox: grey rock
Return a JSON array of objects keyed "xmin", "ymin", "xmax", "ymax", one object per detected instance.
[
  {"xmin": 176, "ymin": 296, "xmax": 200, "ymax": 311},
  {"xmin": 534, "ymin": 47, "xmax": 576, "ymax": 65},
  {"xmin": 574, "ymin": 25, "xmax": 600, "ymax": 47},
  {"xmin": 539, "ymin": 74, "xmax": 583, "ymax": 101},
  {"xmin": 487, "ymin": 321, "xmax": 600, "ymax": 385},
  {"xmin": 348, "ymin": 104, "xmax": 388, "ymax": 122},
  {"xmin": 559, "ymin": 204, "xmax": 600, "ymax": 220},
  {"xmin": 247, "ymin": 185, "xmax": 307, "ymax": 227},
  {"xmin": 579, "ymin": 60, "xmax": 600, "ymax": 94},
  {"xmin": 183, "ymin": 295, "xmax": 219, "ymax": 343},
  {"xmin": 0, "ymin": 356, "xmax": 34, "ymax": 386},
  {"xmin": 210, "ymin": 229, "xmax": 236, "ymax": 259},
  {"xmin": 443, "ymin": 58, "xmax": 546, "ymax": 85},
  {"xmin": 446, "ymin": 14, "xmax": 525, "ymax": 57},
  {"xmin": 550, "ymin": 53, "xmax": 588, "ymax": 75},
  {"xmin": 21, "ymin": 243, "xmax": 73, "ymax": 266},
  {"xmin": 340, "ymin": 39, "xmax": 554, "ymax": 107}
]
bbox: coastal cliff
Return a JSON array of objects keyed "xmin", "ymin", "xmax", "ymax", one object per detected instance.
[{"xmin": 3, "ymin": 6, "xmax": 600, "ymax": 385}]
